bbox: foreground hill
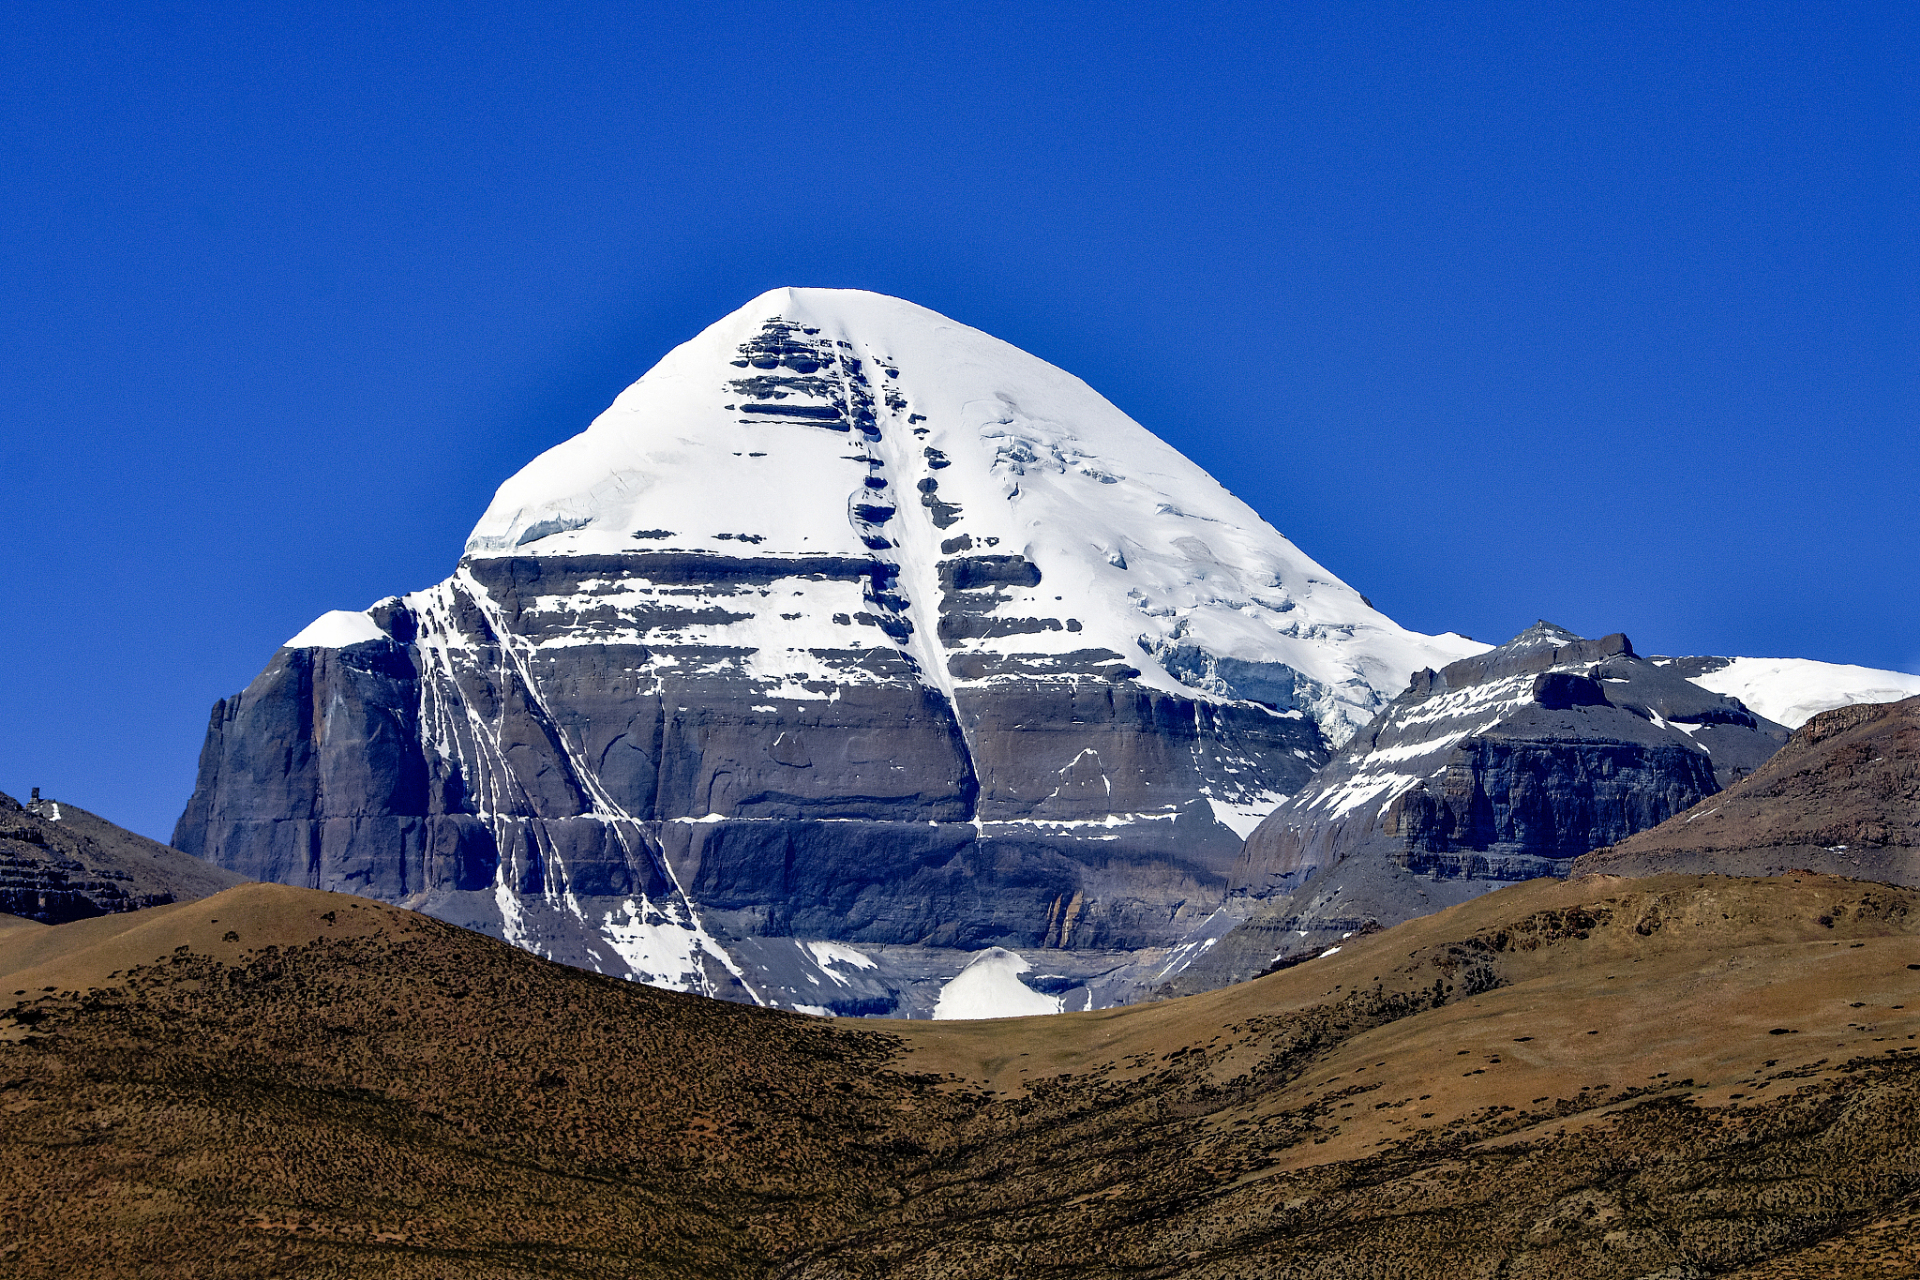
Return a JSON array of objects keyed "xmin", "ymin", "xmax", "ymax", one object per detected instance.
[
  {"xmin": 0, "ymin": 789, "xmax": 246, "ymax": 924},
  {"xmin": 1574, "ymin": 695, "xmax": 1920, "ymax": 885},
  {"xmin": 4, "ymin": 873, "xmax": 1919, "ymax": 1277}
]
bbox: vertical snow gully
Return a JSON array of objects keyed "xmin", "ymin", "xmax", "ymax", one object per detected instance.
[{"xmin": 449, "ymin": 565, "xmax": 765, "ymax": 1003}]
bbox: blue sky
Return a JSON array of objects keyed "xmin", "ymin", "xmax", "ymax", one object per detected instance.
[{"xmin": 3, "ymin": 1, "xmax": 1915, "ymax": 840}]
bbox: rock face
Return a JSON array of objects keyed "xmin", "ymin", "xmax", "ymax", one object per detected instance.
[
  {"xmin": 0, "ymin": 791, "xmax": 246, "ymax": 924},
  {"xmin": 174, "ymin": 287, "xmax": 1484, "ymax": 1015},
  {"xmin": 1163, "ymin": 622, "xmax": 1790, "ymax": 994},
  {"xmin": 1573, "ymin": 694, "xmax": 1920, "ymax": 884}
]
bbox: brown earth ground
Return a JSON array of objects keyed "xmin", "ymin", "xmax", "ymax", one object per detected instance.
[{"xmin": 3, "ymin": 875, "xmax": 1919, "ymax": 1278}]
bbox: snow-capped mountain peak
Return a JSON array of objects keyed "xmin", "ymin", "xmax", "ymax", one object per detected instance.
[{"xmin": 462, "ymin": 287, "xmax": 1484, "ymax": 744}]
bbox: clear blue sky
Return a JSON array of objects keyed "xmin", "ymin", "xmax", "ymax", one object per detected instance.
[{"xmin": 3, "ymin": 2, "xmax": 1915, "ymax": 840}]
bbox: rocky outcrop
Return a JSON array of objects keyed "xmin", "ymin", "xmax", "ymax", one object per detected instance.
[
  {"xmin": 1163, "ymin": 622, "xmax": 1790, "ymax": 994},
  {"xmin": 175, "ymin": 288, "xmax": 1486, "ymax": 1015},
  {"xmin": 1572, "ymin": 694, "xmax": 1920, "ymax": 883},
  {"xmin": 1, "ymin": 790, "xmax": 246, "ymax": 924}
]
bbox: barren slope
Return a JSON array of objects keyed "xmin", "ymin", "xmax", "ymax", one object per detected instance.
[
  {"xmin": 3, "ymin": 875, "xmax": 1919, "ymax": 1277},
  {"xmin": 0, "ymin": 789, "xmax": 247, "ymax": 924},
  {"xmin": 1574, "ymin": 694, "xmax": 1920, "ymax": 884}
]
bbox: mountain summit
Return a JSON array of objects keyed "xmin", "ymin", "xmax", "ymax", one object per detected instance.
[
  {"xmin": 174, "ymin": 288, "xmax": 1483, "ymax": 1014},
  {"xmin": 462, "ymin": 287, "xmax": 1480, "ymax": 744}
]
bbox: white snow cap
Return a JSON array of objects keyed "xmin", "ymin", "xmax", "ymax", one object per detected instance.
[
  {"xmin": 460, "ymin": 287, "xmax": 1486, "ymax": 742},
  {"xmin": 1687, "ymin": 657, "xmax": 1920, "ymax": 729},
  {"xmin": 283, "ymin": 610, "xmax": 387, "ymax": 650},
  {"xmin": 931, "ymin": 948, "xmax": 1062, "ymax": 1020}
]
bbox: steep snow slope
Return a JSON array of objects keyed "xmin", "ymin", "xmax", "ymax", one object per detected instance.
[
  {"xmin": 460, "ymin": 288, "xmax": 1486, "ymax": 748},
  {"xmin": 179, "ymin": 288, "xmax": 1486, "ymax": 1016}
]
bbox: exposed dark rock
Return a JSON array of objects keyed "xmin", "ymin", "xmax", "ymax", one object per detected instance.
[
  {"xmin": 1573, "ymin": 693, "xmax": 1920, "ymax": 883},
  {"xmin": 174, "ymin": 290, "xmax": 1481, "ymax": 1014},
  {"xmin": 176, "ymin": 551, "xmax": 1326, "ymax": 1012},
  {"xmin": 1164, "ymin": 622, "xmax": 1791, "ymax": 994},
  {"xmin": 0, "ymin": 790, "xmax": 245, "ymax": 924}
]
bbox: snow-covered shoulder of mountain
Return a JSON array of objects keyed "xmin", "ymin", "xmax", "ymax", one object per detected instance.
[
  {"xmin": 1675, "ymin": 656, "xmax": 1920, "ymax": 729},
  {"xmin": 453, "ymin": 286, "xmax": 1484, "ymax": 741},
  {"xmin": 283, "ymin": 610, "xmax": 388, "ymax": 649}
]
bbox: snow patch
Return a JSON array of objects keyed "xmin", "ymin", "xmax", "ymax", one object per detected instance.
[
  {"xmin": 1206, "ymin": 795, "xmax": 1288, "ymax": 839},
  {"xmin": 931, "ymin": 947, "xmax": 1063, "ymax": 1020},
  {"xmin": 284, "ymin": 610, "xmax": 387, "ymax": 649},
  {"xmin": 1686, "ymin": 657, "xmax": 1920, "ymax": 729},
  {"xmin": 802, "ymin": 939, "xmax": 878, "ymax": 985}
]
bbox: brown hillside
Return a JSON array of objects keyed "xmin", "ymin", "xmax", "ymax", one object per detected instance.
[
  {"xmin": 1574, "ymin": 694, "xmax": 1920, "ymax": 883},
  {"xmin": 3, "ymin": 877, "xmax": 1920, "ymax": 1278}
]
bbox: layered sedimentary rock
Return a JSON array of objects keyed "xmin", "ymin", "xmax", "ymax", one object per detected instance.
[
  {"xmin": 1164, "ymin": 622, "xmax": 1790, "ymax": 993},
  {"xmin": 0, "ymin": 790, "xmax": 245, "ymax": 924},
  {"xmin": 1573, "ymin": 694, "xmax": 1920, "ymax": 884},
  {"xmin": 175, "ymin": 288, "xmax": 1484, "ymax": 1015}
]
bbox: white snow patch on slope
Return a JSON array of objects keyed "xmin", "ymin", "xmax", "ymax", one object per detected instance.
[
  {"xmin": 1687, "ymin": 658, "xmax": 1920, "ymax": 729},
  {"xmin": 1208, "ymin": 795, "xmax": 1288, "ymax": 839},
  {"xmin": 597, "ymin": 896, "xmax": 728, "ymax": 991},
  {"xmin": 931, "ymin": 947, "xmax": 1063, "ymax": 1020},
  {"xmin": 803, "ymin": 940, "xmax": 878, "ymax": 984},
  {"xmin": 284, "ymin": 610, "xmax": 387, "ymax": 649}
]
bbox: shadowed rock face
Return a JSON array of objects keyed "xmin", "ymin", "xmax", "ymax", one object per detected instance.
[
  {"xmin": 173, "ymin": 555, "xmax": 1309, "ymax": 1015},
  {"xmin": 1573, "ymin": 694, "xmax": 1920, "ymax": 883},
  {"xmin": 0, "ymin": 791, "xmax": 244, "ymax": 924},
  {"xmin": 1164, "ymin": 622, "xmax": 1791, "ymax": 995}
]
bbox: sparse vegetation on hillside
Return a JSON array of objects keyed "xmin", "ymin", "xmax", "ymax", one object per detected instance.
[{"xmin": 3, "ymin": 877, "xmax": 1919, "ymax": 1278}]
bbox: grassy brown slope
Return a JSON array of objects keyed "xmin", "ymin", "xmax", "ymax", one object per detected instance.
[
  {"xmin": 0, "ymin": 884, "xmax": 964, "ymax": 1279},
  {"xmin": 1574, "ymin": 694, "xmax": 1920, "ymax": 884},
  {"xmin": 5, "ymin": 878, "xmax": 1920, "ymax": 1278}
]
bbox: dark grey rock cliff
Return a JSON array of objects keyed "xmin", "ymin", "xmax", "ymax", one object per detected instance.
[
  {"xmin": 175, "ymin": 551, "xmax": 1322, "ymax": 1014},
  {"xmin": 1163, "ymin": 622, "xmax": 1790, "ymax": 995},
  {"xmin": 1572, "ymin": 694, "xmax": 1920, "ymax": 884}
]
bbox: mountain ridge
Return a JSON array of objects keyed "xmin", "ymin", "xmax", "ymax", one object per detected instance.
[
  {"xmin": 0, "ymin": 789, "xmax": 245, "ymax": 925},
  {"xmin": 1573, "ymin": 693, "xmax": 1920, "ymax": 883}
]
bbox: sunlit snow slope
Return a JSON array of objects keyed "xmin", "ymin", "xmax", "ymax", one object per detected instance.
[
  {"xmin": 1676, "ymin": 657, "xmax": 1920, "ymax": 729},
  {"xmin": 463, "ymin": 287, "xmax": 1486, "ymax": 750}
]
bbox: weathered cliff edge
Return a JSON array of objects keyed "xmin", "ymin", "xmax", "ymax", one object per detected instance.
[{"xmin": 1164, "ymin": 622, "xmax": 1789, "ymax": 994}]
